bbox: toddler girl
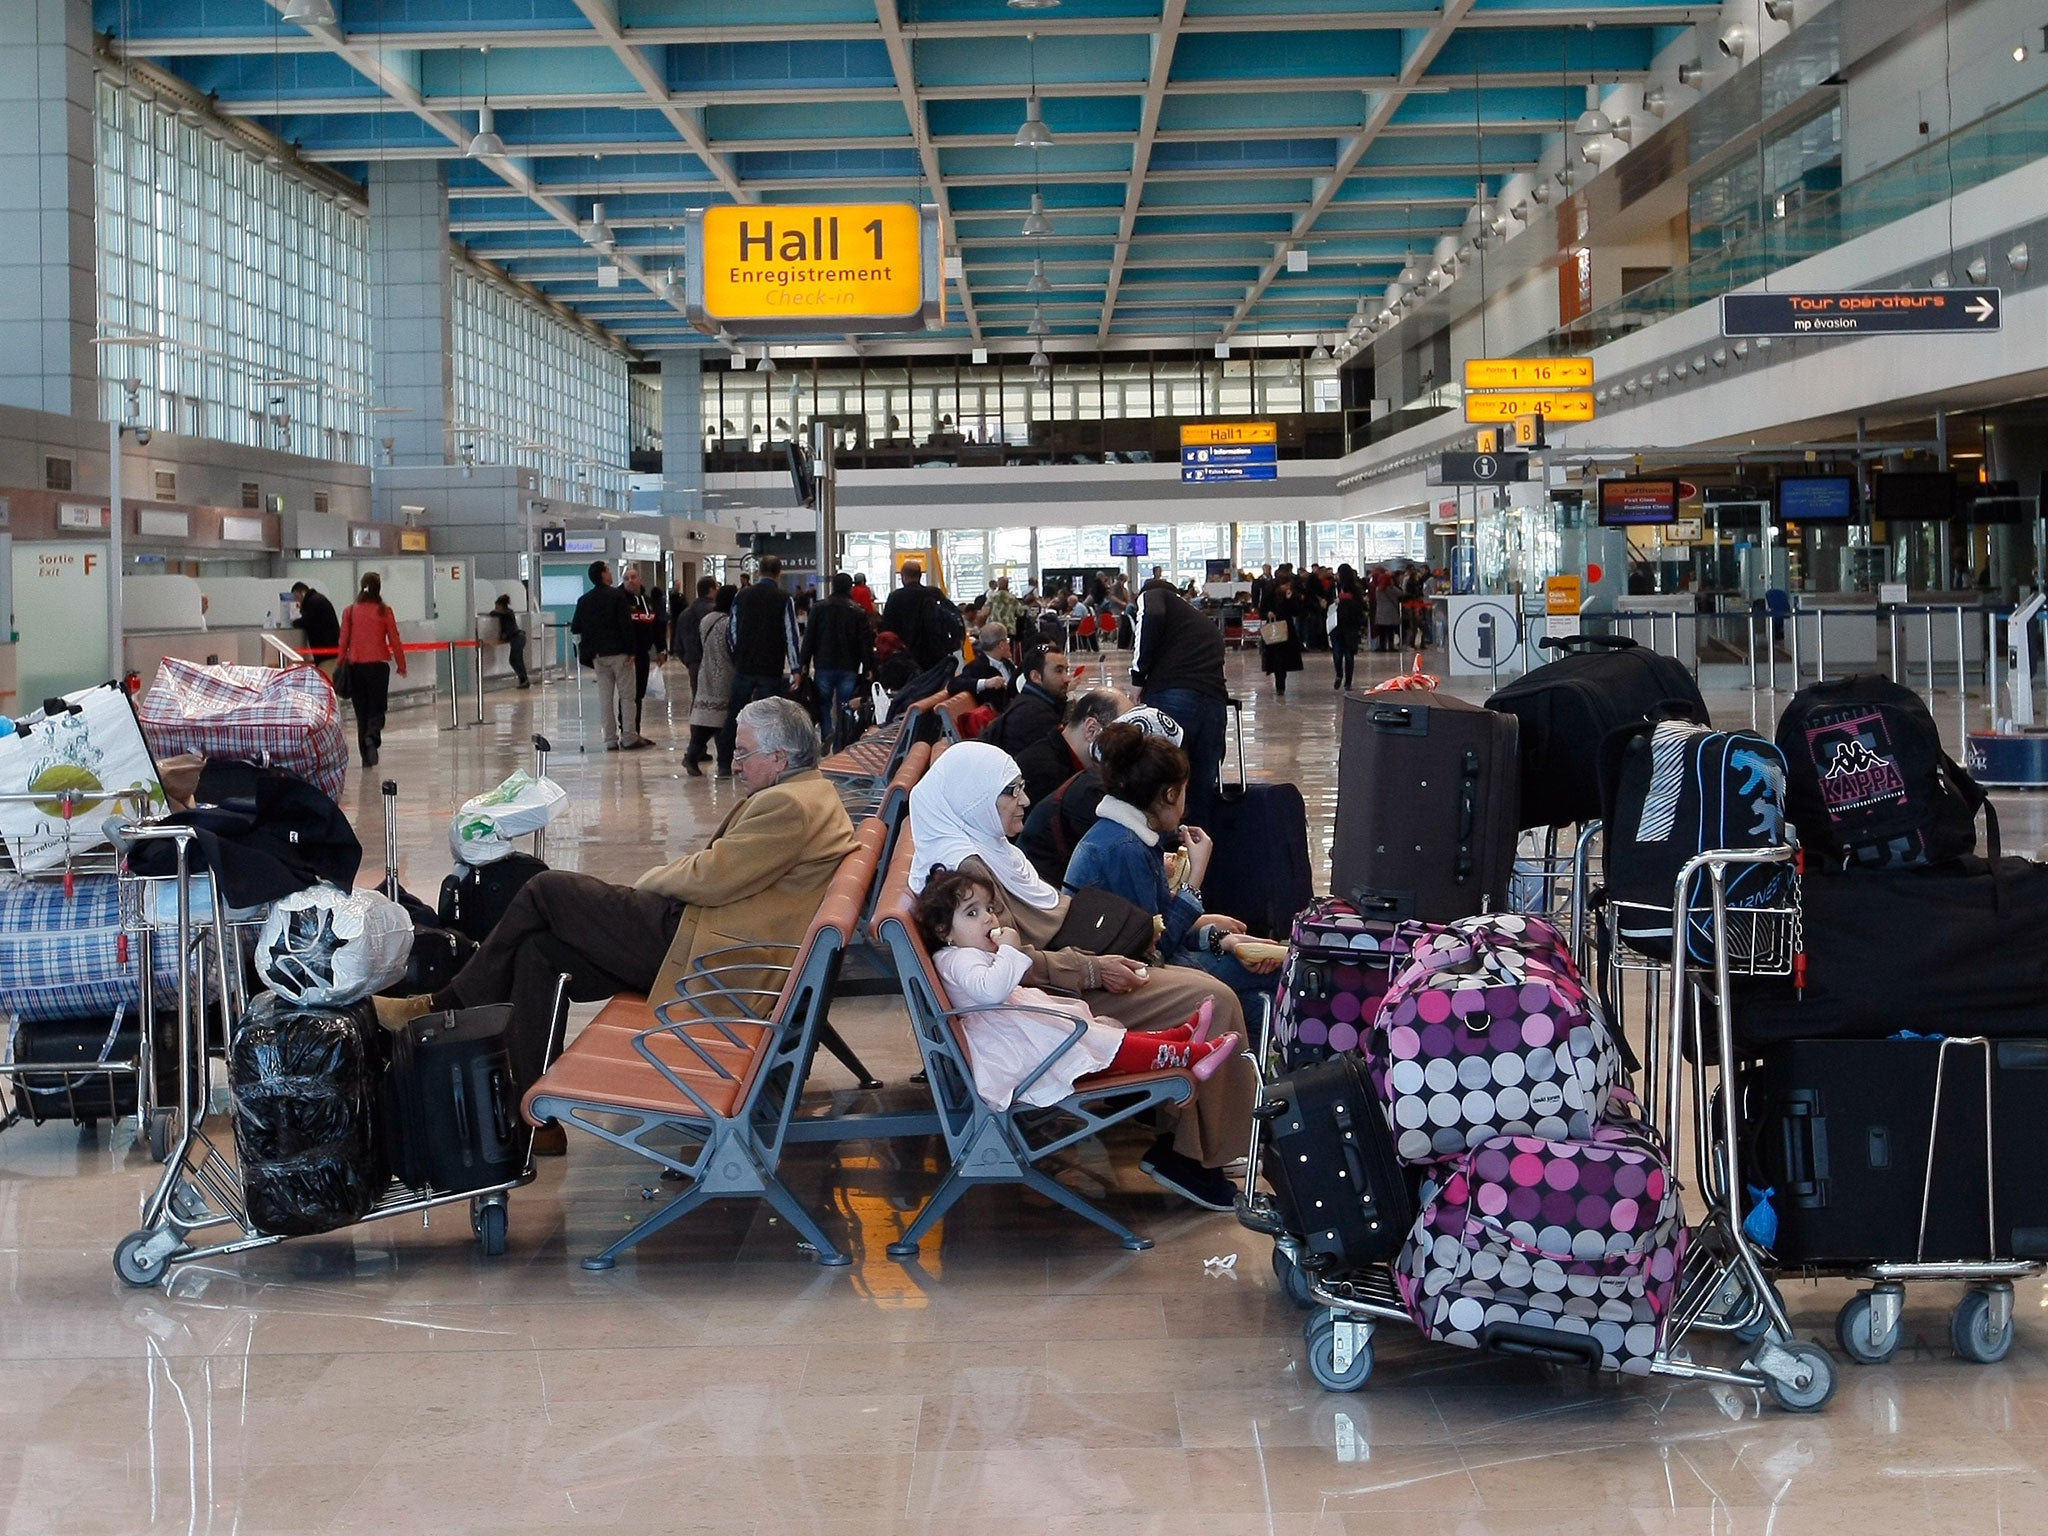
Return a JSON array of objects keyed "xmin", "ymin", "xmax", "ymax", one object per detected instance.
[{"xmin": 916, "ymin": 867, "xmax": 1240, "ymax": 1112}]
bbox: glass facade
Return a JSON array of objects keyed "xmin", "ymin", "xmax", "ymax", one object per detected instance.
[
  {"xmin": 95, "ymin": 78, "xmax": 371, "ymax": 462},
  {"xmin": 450, "ymin": 262, "xmax": 632, "ymax": 509}
]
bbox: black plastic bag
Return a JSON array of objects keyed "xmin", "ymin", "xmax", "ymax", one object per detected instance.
[{"xmin": 230, "ymin": 993, "xmax": 387, "ymax": 1236}]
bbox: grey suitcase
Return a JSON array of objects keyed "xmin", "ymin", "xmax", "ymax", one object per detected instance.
[{"xmin": 1330, "ymin": 691, "xmax": 1519, "ymax": 922}]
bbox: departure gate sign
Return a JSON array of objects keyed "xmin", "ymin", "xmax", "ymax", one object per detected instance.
[
  {"xmin": 1181, "ymin": 421, "xmax": 1278, "ymax": 483},
  {"xmin": 686, "ymin": 203, "xmax": 942, "ymax": 335}
]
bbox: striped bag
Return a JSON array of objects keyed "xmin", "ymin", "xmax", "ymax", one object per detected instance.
[{"xmin": 138, "ymin": 658, "xmax": 349, "ymax": 799}]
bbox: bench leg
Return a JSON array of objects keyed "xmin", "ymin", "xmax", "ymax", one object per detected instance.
[
  {"xmin": 1020, "ymin": 1167, "xmax": 1153, "ymax": 1253},
  {"xmin": 580, "ymin": 1182, "xmax": 715, "ymax": 1271},
  {"xmin": 758, "ymin": 1178, "xmax": 852, "ymax": 1267},
  {"xmin": 884, "ymin": 1168, "xmax": 975, "ymax": 1259},
  {"xmin": 815, "ymin": 1022, "xmax": 884, "ymax": 1091}
]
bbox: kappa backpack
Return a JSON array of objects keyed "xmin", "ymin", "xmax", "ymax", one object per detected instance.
[{"xmin": 1775, "ymin": 675, "xmax": 1993, "ymax": 869}]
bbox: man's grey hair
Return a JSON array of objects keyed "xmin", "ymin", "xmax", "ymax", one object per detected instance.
[
  {"xmin": 976, "ymin": 622, "xmax": 1011, "ymax": 650},
  {"xmin": 738, "ymin": 696, "xmax": 820, "ymax": 771},
  {"xmin": 1063, "ymin": 687, "xmax": 1127, "ymax": 731}
]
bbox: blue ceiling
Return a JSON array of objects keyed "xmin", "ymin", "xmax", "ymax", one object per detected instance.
[{"xmin": 103, "ymin": 0, "xmax": 1706, "ymax": 353}]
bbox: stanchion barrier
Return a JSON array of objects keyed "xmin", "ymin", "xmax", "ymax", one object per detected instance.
[
  {"xmin": 1744, "ymin": 612, "xmax": 1760, "ymax": 692},
  {"xmin": 1955, "ymin": 607, "xmax": 1969, "ymax": 696},
  {"xmin": 1788, "ymin": 609, "xmax": 1802, "ymax": 689},
  {"xmin": 1887, "ymin": 609, "xmax": 1902, "ymax": 684}
]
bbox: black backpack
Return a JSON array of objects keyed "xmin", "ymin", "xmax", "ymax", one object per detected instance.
[
  {"xmin": 437, "ymin": 852, "xmax": 548, "ymax": 943},
  {"xmin": 1775, "ymin": 675, "xmax": 1994, "ymax": 869},
  {"xmin": 925, "ymin": 591, "xmax": 967, "ymax": 658}
]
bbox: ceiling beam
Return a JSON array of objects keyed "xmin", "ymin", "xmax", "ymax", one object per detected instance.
[
  {"xmin": 875, "ymin": 0, "xmax": 982, "ymax": 343},
  {"xmin": 569, "ymin": 0, "xmax": 749, "ymax": 204},
  {"xmin": 1098, "ymin": 0, "xmax": 1185, "ymax": 342}
]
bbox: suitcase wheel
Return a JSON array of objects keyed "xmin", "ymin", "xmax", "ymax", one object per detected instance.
[
  {"xmin": 1271, "ymin": 1246, "xmax": 1316, "ymax": 1310},
  {"xmin": 1303, "ymin": 1312, "xmax": 1374, "ymax": 1393},
  {"xmin": 1951, "ymin": 1286, "xmax": 2016, "ymax": 1365}
]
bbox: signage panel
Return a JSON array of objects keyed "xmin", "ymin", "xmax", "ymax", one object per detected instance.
[
  {"xmin": 1464, "ymin": 357, "xmax": 1593, "ymax": 390},
  {"xmin": 689, "ymin": 203, "xmax": 941, "ymax": 334},
  {"xmin": 1721, "ymin": 288, "xmax": 2001, "ymax": 336},
  {"xmin": 1464, "ymin": 390, "xmax": 1596, "ymax": 424},
  {"xmin": 1180, "ymin": 421, "xmax": 1277, "ymax": 447},
  {"xmin": 1432, "ymin": 452, "xmax": 1530, "ymax": 485}
]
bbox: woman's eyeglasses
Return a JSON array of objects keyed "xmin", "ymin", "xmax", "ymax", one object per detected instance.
[{"xmin": 999, "ymin": 780, "xmax": 1027, "ymax": 800}]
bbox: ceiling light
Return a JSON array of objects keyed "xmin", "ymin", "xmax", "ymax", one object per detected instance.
[
  {"xmin": 1733, "ymin": 340, "xmax": 1749, "ymax": 359},
  {"xmin": 1677, "ymin": 60, "xmax": 1704, "ymax": 86},
  {"xmin": 1711, "ymin": 347, "xmax": 1728, "ymax": 366},
  {"xmin": 1027, "ymin": 306, "xmax": 1049, "ymax": 336},
  {"xmin": 1214, "ymin": 342, "xmax": 1230, "ymax": 359},
  {"xmin": 1764, "ymin": 0, "xmax": 1794, "ymax": 20},
  {"xmin": 1610, "ymin": 117, "xmax": 1634, "ymax": 146},
  {"xmin": 583, "ymin": 201, "xmax": 614, "ymax": 250},
  {"xmin": 1021, "ymin": 192, "xmax": 1053, "ymax": 237},
  {"xmin": 1531, "ymin": 180, "xmax": 1553, "ymax": 204},
  {"xmin": 1930, "ymin": 267, "xmax": 1951, "ymax": 287},
  {"xmin": 757, "ymin": 349, "xmax": 776, "ymax": 372},
  {"xmin": 1014, "ymin": 97, "xmax": 1055, "ymax": 150},
  {"xmin": 1507, "ymin": 201, "xmax": 1529, "ymax": 223},
  {"xmin": 1692, "ymin": 355, "xmax": 1708, "ymax": 373},
  {"xmin": 281, "ymin": 0, "xmax": 337, "ymax": 23},
  {"xmin": 1718, "ymin": 25, "xmax": 1749, "ymax": 59},
  {"xmin": 1656, "ymin": 367, "xmax": 1671, "ymax": 384},
  {"xmin": 1029, "ymin": 347, "xmax": 1051, "ymax": 367},
  {"xmin": 1384, "ymin": 281, "xmax": 1407, "ymax": 306},
  {"xmin": 1672, "ymin": 361, "xmax": 1688, "ymax": 378},
  {"xmin": 1286, "ymin": 248, "xmax": 1309, "ymax": 273},
  {"xmin": 466, "ymin": 105, "xmax": 505, "ymax": 159},
  {"xmin": 1027, "ymin": 256, "xmax": 1051, "ymax": 292},
  {"xmin": 2016, "ymin": 44, "xmax": 2030, "ymax": 62},
  {"xmin": 1574, "ymin": 86, "xmax": 1614, "ymax": 137},
  {"xmin": 1641, "ymin": 86, "xmax": 1669, "ymax": 118},
  {"xmin": 1622, "ymin": 378, "xmax": 1639, "ymax": 394},
  {"xmin": 1009, "ymin": 0, "xmax": 1062, "ymax": 9},
  {"xmin": 1580, "ymin": 139, "xmax": 1606, "ymax": 165},
  {"xmin": 1310, "ymin": 338, "xmax": 1331, "ymax": 361},
  {"xmin": 1397, "ymin": 259, "xmax": 1423, "ymax": 287},
  {"xmin": 2008, "ymin": 240, "xmax": 2031, "ymax": 275},
  {"xmin": 1965, "ymin": 254, "xmax": 1989, "ymax": 283}
]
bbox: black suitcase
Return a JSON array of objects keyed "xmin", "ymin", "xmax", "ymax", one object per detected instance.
[
  {"xmin": 8, "ymin": 1011, "xmax": 163, "ymax": 1127},
  {"xmin": 1329, "ymin": 691, "xmax": 1518, "ymax": 922},
  {"xmin": 1203, "ymin": 699, "xmax": 1315, "ymax": 939},
  {"xmin": 1745, "ymin": 1036, "xmax": 2048, "ymax": 1263},
  {"xmin": 438, "ymin": 853, "xmax": 547, "ymax": 943},
  {"xmin": 1259, "ymin": 1054, "xmax": 1415, "ymax": 1268},
  {"xmin": 1485, "ymin": 634, "xmax": 1707, "ymax": 828},
  {"xmin": 230, "ymin": 994, "xmax": 388, "ymax": 1238},
  {"xmin": 385, "ymin": 925, "xmax": 476, "ymax": 997},
  {"xmin": 383, "ymin": 1004, "xmax": 527, "ymax": 1193}
]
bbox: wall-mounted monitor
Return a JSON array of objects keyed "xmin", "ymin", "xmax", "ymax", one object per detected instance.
[
  {"xmin": 1108, "ymin": 532, "xmax": 1149, "ymax": 557},
  {"xmin": 1774, "ymin": 474, "xmax": 1859, "ymax": 523},
  {"xmin": 1873, "ymin": 471, "xmax": 1956, "ymax": 524},
  {"xmin": 1597, "ymin": 478, "xmax": 1679, "ymax": 526}
]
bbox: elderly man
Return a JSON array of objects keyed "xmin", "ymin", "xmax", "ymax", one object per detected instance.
[
  {"xmin": 375, "ymin": 698, "xmax": 858, "ymax": 1152},
  {"xmin": 953, "ymin": 622, "xmax": 1017, "ymax": 712}
]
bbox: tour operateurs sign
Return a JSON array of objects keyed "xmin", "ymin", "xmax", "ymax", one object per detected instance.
[
  {"xmin": 687, "ymin": 203, "xmax": 941, "ymax": 334},
  {"xmin": 1721, "ymin": 289, "xmax": 2001, "ymax": 336}
]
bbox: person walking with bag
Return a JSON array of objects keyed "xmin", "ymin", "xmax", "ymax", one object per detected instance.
[
  {"xmin": 337, "ymin": 572, "xmax": 407, "ymax": 768},
  {"xmin": 685, "ymin": 586, "xmax": 737, "ymax": 776},
  {"xmin": 571, "ymin": 561, "xmax": 647, "ymax": 751},
  {"xmin": 622, "ymin": 566, "xmax": 667, "ymax": 738},
  {"xmin": 1258, "ymin": 572, "xmax": 1304, "ymax": 697}
]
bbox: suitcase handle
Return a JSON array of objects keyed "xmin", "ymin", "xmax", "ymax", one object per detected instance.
[
  {"xmin": 451, "ymin": 1066, "xmax": 472, "ymax": 1151},
  {"xmin": 1454, "ymin": 749, "xmax": 1479, "ymax": 884},
  {"xmin": 1479, "ymin": 1321, "xmax": 1605, "ymax": 1371},
  {"xmin": 1538, "ymin": 634, "xmax": 1636, "ymax": 653},
  {"xmin": 1777, "ymin": 1095, "xmax": 1826, "ymax": 1204},
  {"xmin": 488, "ymin": 1066, "xmax": 514, "ymax": 1144},
  {"xmin": 1367, "ymin": 704, "xmax": 1421, "ymax": 734}
]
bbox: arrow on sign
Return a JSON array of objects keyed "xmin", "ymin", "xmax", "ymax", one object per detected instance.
[{"xmin": 1967, "ymin": 296, "xmax": 1996, "ymax": 323}]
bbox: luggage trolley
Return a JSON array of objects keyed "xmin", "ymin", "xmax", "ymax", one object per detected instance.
[
  {"xmin": 0, "ymin": 786, "xmax": 167, "ymax": 1145},
  {"xmin": 1622, "ymin": 849, "xmax": 2044, "ymax": 1371}
]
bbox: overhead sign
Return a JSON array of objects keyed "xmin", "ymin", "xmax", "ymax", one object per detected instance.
[
  {"xmin": 687, "ymin": 203, "xmax": 942, "ymax": 335},
  {"xmin": 1545, "ymin": 575, "xmax": 1582, "ymax": 616},
  {"xmin": 539, "ymin": 527, "xmax": 567, "ymax": 553},
  {"xmin": 1671, "ymin": 516, "xmax": 1704, "ymax": 543},
  {"xmin": 1182, "ymin": 421, "xmax": 1278, "ymax": 483},
  {"xmin": 1445, "ymin": 596, "xmax": 1523, "ymax": 677},
  {"xmin": 1433, "ymin": 451, "xmax": 1530, "ymax": 485},
  {"xmin": 1721, "ymin": 288, "xmax": 2001, "ymax": 337},
  {"xmin": 399, "ymin": 529, "xmax": 430, "ymax": 552},
  {"xmin": 1464, "ymin": 390, "xmax": 1596, "ymax": 424},
  {"xmin": 1464, "ymin": 357, "xmax": 1593, "ymax": 390}
]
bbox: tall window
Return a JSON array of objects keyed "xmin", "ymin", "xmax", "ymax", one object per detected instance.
[
  {"xmin": 96, "ymin": 77, "xmax": 372, "ymax": 462},
  {"xmin": 450, "ymin": 262, "xmax": 631, "ymax": 509}
]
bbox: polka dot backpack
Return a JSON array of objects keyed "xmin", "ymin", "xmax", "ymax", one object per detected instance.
[
  {"xmin": 1368, "ymin": 911, "xmax": 1624, "ymax": 1166},
  {"xmin": 1269, "ymin": 897, "xmax": 1414, "ymax": 1073},
  {"xmin": 1395, "ymin": 1120, "xmax": 1687, "ymax": 1376}
]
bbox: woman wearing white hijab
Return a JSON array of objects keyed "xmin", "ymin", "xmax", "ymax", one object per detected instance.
[{"xmin": 910, "ymin": 741, "xmax": 1254, "ymax": 1210}]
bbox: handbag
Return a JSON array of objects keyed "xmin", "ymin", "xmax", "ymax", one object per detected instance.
[
  {"xmin": 643, "ymin": 664, "xmax": 668, "ymax": 703},
  {"xmin": 1050, "ymin": 886, "xmax": 1158, "ymax": 960},
  {"xmin": 330, "ymin": 661, "xmax": 353, "ymax": 701},
  {"xmin": 1264, "ymin": 618, "xmax": 1291, "ymax": 646}
]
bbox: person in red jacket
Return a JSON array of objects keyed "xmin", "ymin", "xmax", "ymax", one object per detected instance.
[
  {"xmin": 338, "ymin": 571, "xmax": 407, "ymax": 767},
  {"xmin": 849, "ymin": 573, "xmax": 878, "ymax": 616}
]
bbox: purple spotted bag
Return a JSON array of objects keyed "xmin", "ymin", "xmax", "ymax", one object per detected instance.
[
  {"xmin": 1395, "ymin": 1122, "xmax": 1686, "ymax": 1376},
  {"xmin": 1270, "ymin": 898, "xmax": 1413, "ymax": 1072},
  {"xmin": 1369, "ymin": 911, "xmax": 1623, "ymax": 1165}
]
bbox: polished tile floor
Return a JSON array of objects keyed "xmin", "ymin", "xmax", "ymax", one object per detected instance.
[{"xmin": 4, "ymin": 641, "xmax": 2046, "ymax": 1534}]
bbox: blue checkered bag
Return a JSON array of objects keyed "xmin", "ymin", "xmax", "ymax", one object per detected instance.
[{"xmin": 0, "ymin": 876, "xmax": 185, "ymax": 1024}]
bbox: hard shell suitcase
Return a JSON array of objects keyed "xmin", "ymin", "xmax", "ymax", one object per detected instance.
[
  {"xmin": 1259, "ymin": 1053, "xmax": 1416, "ymax": 1269},
  {"xmin": 1205, "ymin": 698, "xmax": 1314, "ymax": 939},
  {"xmin": 1270, "ymin": 897, "xmax": 1413, "ymax": 1072},
  {"xmin": 1485, "ymin": 635, "xmax": 1707, "ymax": 829},
  {"xmin": 383, "ymin": 1004, "xmax": 527, "ymax": 1193},
  {"xmin": 1330, "ymin": 691, "xmax": 1519, "ymax": 922},
  {"xmin": 1743, "ymin": 1036, "xmax": 2048, "ymax": 1263},
  {"xmin": 438, "ymin": 852, "xmax": 547, "ymax": 943},
  {"xmin": 6, "ymin": 1008, "xmax": 165, "ymax": 1126}
]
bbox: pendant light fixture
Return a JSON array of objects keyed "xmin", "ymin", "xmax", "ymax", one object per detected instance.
[
  {"xmin": 1027, "ymin": 255, "xmax": 1052, "ymax": 291},
  {"xmin": 1015, "ymin": 32, "xmax": 1055, "ymax": 148},
  {"xmin": 468, "ymin": 45, "xmax": 504, "ymax": 157},
  {"xmin": 1022, "ymin": 191, "xmax": 1053, "ymax": 237},
  {"xmin": 281, "ymin": 0, "xmax": 337, "ymax": 23},
  {"xmin": 1574, "ymin": 84, "xmax": 1614, "ymax": 137}
]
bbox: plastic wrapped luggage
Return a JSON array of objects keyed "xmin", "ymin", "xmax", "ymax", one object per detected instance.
[
  {"xmin": 383, "ymin": 1004, "xmax": 527, "ymax": 1193},
  {"xmin": 1271, "ymin": 898, "xmax": 1412, "ymax": 1072},
  {"xmin": 0, "ymin": 875, "xmax": 186, "ymax": 1023},
  {"xmin": 229, "ymin": 993, "xmax": 387, "ymax": 1237},
  {"xmin": 1259, "ymin": 1053, "xmax": 1416, "ymax": 1269},
  {"xmin": 1329, "ymin": 691, "xmax": 1519, "ymax": 921},
  {"xmin": 1484, "ymin": 634, "xmax": 1707, "ymax": 829},
  {"xmin": 139, "ymin": 658, "xmax": 349, "ymax": 799},
  {"xmin": 1396, "ymin": 1123, "xmax": 1686, "ymax": 1375},
  {"xmin": 1369, "ymin": 912, "xmax": 1623, "ymax": 1163},
  {"xmin": 0, "ymin": 683, "xmax": 166, "ymax": 872}
]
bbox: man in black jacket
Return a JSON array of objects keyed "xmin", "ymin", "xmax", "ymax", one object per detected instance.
[
  {"xmin": 673, "ymin": 575, "xmax": 717, "ymax": 698},
  {"xmin": 571, "ymin": 561, "xmax": 646, "ymax": 751},
  {"xmin": 1131, "ymin": 576, "xmax": 1229, "ymax": 823},
  {"xmin": 878, "ymin": 561, "xmax": 958, "ymax": 669},
  {"xmin": 722, "ymin": 555, "xmax": 800, "ymax": 767},
  {"xmin": 289, "ymin": 582, "xmax": 340, "ymax": 676},
  {"xmin": 980, "ymin": 645, "xmax": 1071, "ymax": 765},
  {"xmin": 953, "ymin": 623, "xmax": 1016, "ymax": 714},
  {"xmin": 798, "ymin": 572, "xmax": 874, "ymax": 744},
  {"xmin": 622, "ymin": 565, "xmax": 667, "ymax": 737}
]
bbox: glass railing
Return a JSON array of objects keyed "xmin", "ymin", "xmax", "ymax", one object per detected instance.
[{"xmin": 1526, "ymin": 81, "xmax": 2048, "ymax": 357}]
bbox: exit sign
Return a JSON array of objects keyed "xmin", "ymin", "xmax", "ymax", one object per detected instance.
[{"xmin": 688, "ymin": 203, "xmax": 941, "ymax": 334}]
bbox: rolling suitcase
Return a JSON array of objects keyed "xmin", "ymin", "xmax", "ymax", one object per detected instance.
[
  {"xmin": 1329, "ymin": 691, "xmax": 1518, "ymax": 922},
  {"xmin": 1258, "ymin": 1053, "xmax": 1415, "ymax": 1269},
  {"xmin": 373, "ymin": 778, "xmax": 478, "ymax": 995},
  {"xmin": 1744, "ymin": 1036, "xmax": 2048, "ymax": 1263},
  {"xmin": 230, "ymin": 993, "xmax": 387, "ymax": 1238},
  {"xmin": 438, "ymin": 853, "xmax": 547, "ymax": 943},
  {"xmin": 1270, "ymin": 898, "xmax": 1412, "ymax": 1072},
  {"xmin": 1203, "ymin": 698, "xmax": 1314, "ymax": 939},
  {"xmin": 1485, "ymin": 634, "xmax": 1707, "ymax": 829},
  {"xmin": 383, "ymin": 1004, "xmax": 527, "ymax": 1193},
  {"xmin": 7, "ymin": 1008, "xmax": 164, "ymax": 1127}
]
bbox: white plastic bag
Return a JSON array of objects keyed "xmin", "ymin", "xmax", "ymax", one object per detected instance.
[
  {"xmin": 450, "ymin": 770, "xmax": 565, "ymax": 864},
  {"xmin": 0, "ymin": 683, "xmax": 166, "ymax": 873},
  {"xmin": 644, "ymin": 664, "xmax": 668, "ymax": 703},
  {"xmin": 255, "ymin": 886, "xmax": 413, "ymax": 1006}
]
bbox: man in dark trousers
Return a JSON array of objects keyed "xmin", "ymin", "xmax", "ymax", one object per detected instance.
[
  {"xmin": 980, "ymin": 644, "xmax": 1072, "ymax": 765},
  {"xmin": 1131, "ymin": 576, "xmax": 1229, "ymax": 824},
  {"xmin": 289, "ymin": 582, "xmax": 341, "ymax": 676},
  {"xmin": 798, "ymin": 571, "xmax": 874, "ymax": 745},
  {"xmin": 622, "ymin": 565, "xmax": 667, "ymax": 737},
  {"xmin": 878, "ymin": 560, "xmax": 957, "ymax": 669},
  {"xmin": 571, "ymin": 561, "xmax": 646, "ymax": 751},
  {"xmin": 722, "ymin": 554, "xmax": 800, "ymax": 768},
  {"xmin": 673, "ymin": 575, "xmax": 717, "ymax": 699}
]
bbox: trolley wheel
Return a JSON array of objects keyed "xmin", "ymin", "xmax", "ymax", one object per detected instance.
[
  {"xmin": 1836, "ymin": 1291, "xmax": 1901, "ymax": 1365},
  {"xmin": 1304, "ymin": 1315, "xmax": 1374, "ymax": 1393},
  {"xmin": 474, "ymin": 1200, "xmax": 507, "ymax": 1259},
  {"xmin": 1951, "ymin": 1288, "xmax": 2015, "ymax": 1364},
  {"xmin": 1763, "ymin": 1341, "xmax": 1837, "ymax": 1413},
  {"xmin": 145, "ymin": 1109, "xmax": 175, "ymax": 1166},
  {"xmin": 1272, "ymin": 1246, "xmax": 1316, "ymax": 1310},
  {"xmin": 114, "ymin": 1230, "xmax": 167, "ymax": 1289}
]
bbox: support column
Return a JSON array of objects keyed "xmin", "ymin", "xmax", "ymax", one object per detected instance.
[
  {"xmin": 370, "ymin": 161, "xmax": 452, "ymax": 469},
  {"xmin": 0, "ymin": 0, "xmax": 96, "ymax": 417},
  {"xmin": 658, "ymin": 351, "xmax": 705, "ymax": 519}
]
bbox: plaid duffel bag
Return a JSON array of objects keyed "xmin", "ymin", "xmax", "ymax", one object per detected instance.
[
  {"xmin": 0, "ymin": 876, "xmax": 186, "ymax": 1024},
  {"xmin": 138, "ymin": 658, "xmax": 348, "ymax": 798}
]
